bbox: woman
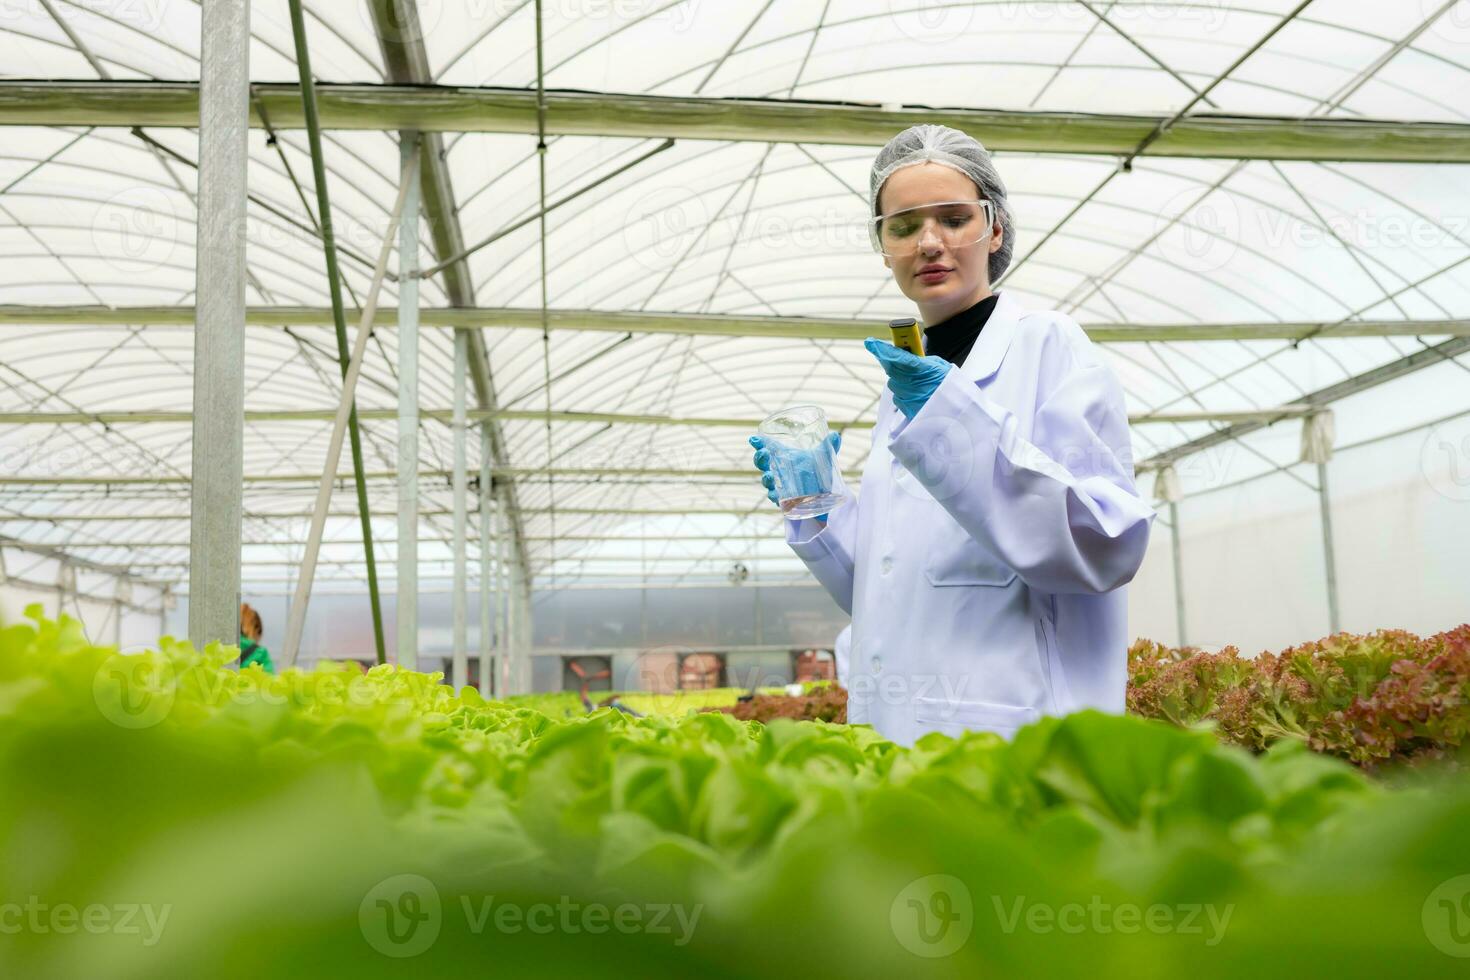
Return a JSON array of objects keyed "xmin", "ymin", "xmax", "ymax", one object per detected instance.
[
  {"xmin": 239, "ymin": 602, "xmax": 276, "ymax": 674},
  {"xmin": 750, "ymin": 124, "xmax": 1154, "ymax": 747}
]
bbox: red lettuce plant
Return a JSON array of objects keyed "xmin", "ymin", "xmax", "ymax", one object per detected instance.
[{"xmin": 1127, "ymin": 625, "xmax": 1470, "ymax": 771}]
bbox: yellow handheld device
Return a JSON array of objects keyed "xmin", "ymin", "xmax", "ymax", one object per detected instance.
[{"xmin": 888, "ymin": 316, "xmax": 925, "ymax": 357}]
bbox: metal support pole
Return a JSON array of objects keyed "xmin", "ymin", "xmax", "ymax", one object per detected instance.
[
  {"xmin": 451, "ymin": 330, "xmax": 469, "ymax": 689},
  {"xmin": 1317, "ymin": 461, "xmax": 1342, "ymax": 635},
  {"xmin": 478, "ymin": 425, "xmax": 493, "ymax": 696},
  {"xmin": 508, "ymin": 561, "xmax": 520, "ymax": 695},
  {"xmin": 505, "ymin": 553, "xmax": 519, "ymax": 695},
  {"xmin": 1168, "ymin": 500, "xmax": 1188, "ymax": 647},
  {"xmin": 286, "ymin": 0, "xmax": 386, "ymax": 664},
  {"xmin": 518, "ymin": 567, "xmax": 532, "ymax": 694},
  {"xmin": 497, "ymin": 495, "xmax": 509, "ymax": 697},
  {"xmin": 525, "ymin": 580, "xmax": 534, "ymax": 693},
  {"xmin": 396, "ymin": 131, "xmax": 420, "ymax": 670},
  {"xmin": 279, "ymin": 156, "xmax": 417, "ymax": 667},
  {"xmin": 188, "ymin": 0, "xmax": 249, "ymax": 650}
]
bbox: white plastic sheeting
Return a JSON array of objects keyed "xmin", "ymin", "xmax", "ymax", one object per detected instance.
[{"xmin": 0, "ymin": 1, "xmax": 1467, "ymax": 648}]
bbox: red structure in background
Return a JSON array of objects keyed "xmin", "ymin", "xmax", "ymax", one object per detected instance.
[
  {"xmin": 792, "ymin": 649, "xmax": 835, "ymax": 683},
  {"xmin": 678, "ymin": 652, "xmax": 725, "ymax": 690},
  {"xmin": 562, "ymin": 656, "xmax": 612, "ymax": 695}
]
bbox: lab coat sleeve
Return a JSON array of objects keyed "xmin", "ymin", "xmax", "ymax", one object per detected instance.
[
  {"xmin": 783, "ymin": 492, "xmax": 859, "ymax": 615},
  {"xmin": 887, "ymin": 334, "xmax": 1153, "ymax": 595}
]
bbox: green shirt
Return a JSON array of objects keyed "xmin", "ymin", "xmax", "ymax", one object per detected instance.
[{"xmin": 239, "ymin": 635, "xmax": 275, "ymax": 674}]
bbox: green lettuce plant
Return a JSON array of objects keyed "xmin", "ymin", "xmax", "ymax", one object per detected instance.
[{"xmin": 2, "ymin": 607, "xmax": 1468, "ymax": 979}]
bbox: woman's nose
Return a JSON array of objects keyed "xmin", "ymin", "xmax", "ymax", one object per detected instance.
[{"xmin": 918, "ymin": 225, "xmax": 944, "ymax": 255}]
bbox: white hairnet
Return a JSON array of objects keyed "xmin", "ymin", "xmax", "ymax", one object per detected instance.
[{"xmin": 869, "ymin": 124, "xmax": 1015, "ymax": 282}]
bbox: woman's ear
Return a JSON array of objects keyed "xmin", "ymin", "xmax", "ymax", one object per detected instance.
[{"xmin": 989, "ymin": 220, "xmax": 1003, "ymax": 254}]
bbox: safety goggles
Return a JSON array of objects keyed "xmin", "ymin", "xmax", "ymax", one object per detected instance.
[{"xmin": 868, "ymin": 199, "xmax": 996, "ymax": 258}]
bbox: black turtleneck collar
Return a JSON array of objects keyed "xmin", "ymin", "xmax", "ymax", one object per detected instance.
[{"xmin": 923, "ymin": 293, "xmax": 999, "ymax": 368}]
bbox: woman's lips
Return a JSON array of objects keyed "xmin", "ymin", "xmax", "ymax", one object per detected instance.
[{"xmin": 917, "ymin": 268, "xmax": 950, "ymax": 284}]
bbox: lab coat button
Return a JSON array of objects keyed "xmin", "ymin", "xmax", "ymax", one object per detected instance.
[
  {"xmin": 870, "ymin": 654, "xmax": 882, "ymax": 674},
  {"xmin": 880, "ymin": 557, "xmax": 893, "ymax": 574}
]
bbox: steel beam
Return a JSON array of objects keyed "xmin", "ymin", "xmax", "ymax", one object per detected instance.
[
  {"xmin": 278, "ymin": 149, "xmax": 416, "ymax": 668},
  {"xmin": 5, "ymin": 306, "xmax": 1468, "ymax": 341},
  {"xmin": 187, "ymin": 575, "xmax": 818, "ymax": 590},
  {"xmin": 397, "ymin": 132, "xmax": 420, "ymax": 669},
  {"xmin": 187, "ymin": 0, "xmax": 249, "ymax": 650},
  {"xmin": 41, "ymin": 534, "xmax": 806, "ymax": 547},
  {"xmin": 0, "ymin": 407, "xmax": 1312, "ymax": 427},
  {"xmin": 497, "ymin": 498, "xmax": 509, "ymax": 697},
  {"xmin": 1317, "ymin": 460, "xmax": 1342, "ymax": 635},
  {"xmin": 451, "ymin": 330, "xmax": 469, "ymax": 690},
  {"xmin": 506, "ymin": 553, "xmax": 520, "ymax": 695},
  {"xmin": 129, "ymin": 554, "xmax": 807, "ymax": 568},
  {"xmin": 364, "ymin": 0, "xmax": 534, "ymax": 601},
  {"xmin": 286, "ymin": 0, "xmax": 385, "ymax": 663},
  {"xmin": 517, "ymin": 564, "xmax": 532, "ymax": 694},
  {"xmin": 0, "ymin": 467, "xmax": 865, "ymax": 485},
  {"xmin": 1, "ymin": 535, "xmax": 164, "ymax": 585},
  {"xmin": 479, "ymin": 425, "xmax": 493, "ymax": 696},
  {"xmin": 1168, "ymin": 501, "xmax": 1188, "ymax": 648},
  {"xmin": 0, "ymin": 507, "xmax": 781, "ymax": 521},
  {"xmin": 6, "ymin": 81, "xmax": 1470, "ymax": 162},
  {"xmin": 1139, "ymin": 336, "xmax": 1470, "ymax": 472},
  {"xmin": 0, "ymin": 408, "xmax": 874, "ymax": 427}
]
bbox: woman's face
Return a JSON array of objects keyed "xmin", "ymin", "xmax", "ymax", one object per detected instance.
[{"xmin": 877, "ymin": 162, "xmax": 1003, "ymax": 325}]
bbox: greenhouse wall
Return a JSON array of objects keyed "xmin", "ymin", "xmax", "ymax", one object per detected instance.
[
  {"xmin": 1129, "ymin": 413, "xmax": 1470, "ymax": 653},
  {"xmin": 165, "ymin": 583, "xmax": 848, "ymax": 685}
]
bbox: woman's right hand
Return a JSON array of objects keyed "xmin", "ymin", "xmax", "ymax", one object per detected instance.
[
  {"xmin": 749, "ymin": 434, "xmax": 780, "ymax": 506},
  {"xmin": 748, "ymin": 431, "xmax": 842, "ymax": 510}
]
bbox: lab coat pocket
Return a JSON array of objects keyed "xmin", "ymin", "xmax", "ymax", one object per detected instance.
[
  {"xmin": 914, "ymin": 696, "xmax": 1040, "ymax": 736},
  {"xmin": 923, "ymin": 535, "xmax": 1017, "ymax": 587}
]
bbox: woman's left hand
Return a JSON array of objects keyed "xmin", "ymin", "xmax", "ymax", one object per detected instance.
[{"xmin": 864, "ymin": 338, "xmax": 952, "ymax": 419}]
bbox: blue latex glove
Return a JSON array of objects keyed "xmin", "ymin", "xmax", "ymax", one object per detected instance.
[
  {"xmin": 749, "ymin": 430, "xmax": 842, "ymax": 523},
  {"xmin": 864, "ymin": 337, "xmax": 952, "ymax": 419}
]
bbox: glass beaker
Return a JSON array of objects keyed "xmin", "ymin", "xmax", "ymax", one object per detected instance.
[{"xmin": 757, "ymin": 405, "xmax": 850, "ymax": 519}]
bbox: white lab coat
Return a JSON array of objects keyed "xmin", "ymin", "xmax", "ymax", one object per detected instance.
[
  {"xmin": 785, "ymin": 292, "xmax": 1154, "ymax": 747},
  {"xmin": 833, "ymin": 624, "xmax": 852, "ymax": 686}
]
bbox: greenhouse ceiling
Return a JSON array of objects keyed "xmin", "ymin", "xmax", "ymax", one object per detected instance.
[{"xmin": 2, "ymin": 0, "xmax": 1470, "ymax": 601}]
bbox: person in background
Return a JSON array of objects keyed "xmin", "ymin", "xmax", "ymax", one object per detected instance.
[{"xmin": 239, "ymin": 602, "xmax": 276, "ymax": 674}]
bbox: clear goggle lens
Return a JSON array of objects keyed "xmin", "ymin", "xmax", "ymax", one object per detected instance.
[{"xmin": 868, "ymin": 199, "xmax": 995, "ymax": 257}]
